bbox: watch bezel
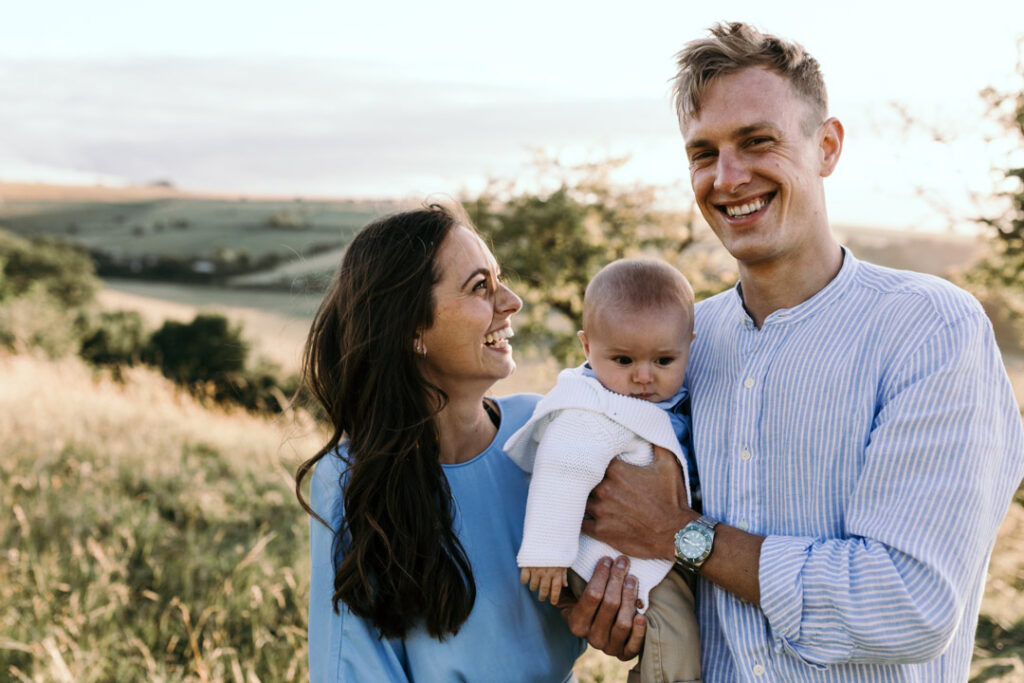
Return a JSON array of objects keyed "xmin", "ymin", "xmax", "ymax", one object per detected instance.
[{"xmin": 674, "ymin": 516, "xmax": 717, "ymax": 569}]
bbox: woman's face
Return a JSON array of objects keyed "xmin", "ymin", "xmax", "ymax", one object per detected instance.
[{"xmin": 417, "ymin": 226, "xmax": 522, "ymax": 395}]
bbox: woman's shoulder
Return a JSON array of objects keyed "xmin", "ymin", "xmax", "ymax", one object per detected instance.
[
  {"xmin": 309, "ymin": 443, "xmax": 353, "ymax": 512},
  {"xmin": 493, "ymin": 392, "xmax": 542, "ymax": 429}
]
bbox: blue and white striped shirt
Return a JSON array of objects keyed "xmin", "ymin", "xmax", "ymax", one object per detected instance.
[{"xmin": 687, "ymin": 249, "xmax": 1024, "ymax": 682}]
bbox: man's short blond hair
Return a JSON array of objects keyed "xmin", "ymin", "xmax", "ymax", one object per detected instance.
[
  {"xmin": 672, "ymin": 21, "xmax": 828, "ymax": 132},
  {"xmin": 582, "ymin": 258, "xmax": 694, "ymax": 334}
]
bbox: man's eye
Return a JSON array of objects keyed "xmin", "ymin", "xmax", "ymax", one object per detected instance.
[
  {"xmin": 612, "ymin": 357, "xmax": 632, "ymax": 366},
  {"xmin": 690, "ymin": 151, "xmax": 715, "ymax": 164},
  {"xmin": 748, "ymin": 136, "xmax": 773, "ymax": 147}
]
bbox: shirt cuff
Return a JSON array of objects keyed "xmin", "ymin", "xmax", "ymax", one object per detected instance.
[{"xmin": 759, "ymin": 534, "xmax": 816, "ymax": 642}]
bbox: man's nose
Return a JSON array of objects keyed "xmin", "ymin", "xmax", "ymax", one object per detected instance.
[{"xmin": 713, "ymin": 149, "xmax": 750, "ymax": 193}]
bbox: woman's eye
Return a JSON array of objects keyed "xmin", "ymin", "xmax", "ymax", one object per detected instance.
[{"xmin": 473, "ymin": 279, "xmax": 489, "ymax": 291}]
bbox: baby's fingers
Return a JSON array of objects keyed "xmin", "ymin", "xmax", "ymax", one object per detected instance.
[
  {"xmin": 538, "ymin": 578, "xmax": 551, "ymax": 602},
  {"xmin": 520, "ymin": 567, "xmax": 531, "ymax": 585},
  {"xmin": 549, "ymin": 580, "xmax": 563, "ymax": 605}
]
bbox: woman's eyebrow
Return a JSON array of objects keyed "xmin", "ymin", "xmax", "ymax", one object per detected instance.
[{"xmin": 461, "ymin": 267, "xmax": 490, "ymax": 289}]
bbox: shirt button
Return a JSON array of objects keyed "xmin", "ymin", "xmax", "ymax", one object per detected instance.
[
  {"xmin": 738, "ymin": 520, "xmax": 750, "ymax": 531},
  {"xmin": 743, "ymin": 377, "xmax": 755, "ymax": 389},
  {"xmin": 740, "ymin": 448, "xmax": 751, "ymax": 461},
  {"xmin": 753, "ymin": 664, "xmax": 766, "ymax": 676}
]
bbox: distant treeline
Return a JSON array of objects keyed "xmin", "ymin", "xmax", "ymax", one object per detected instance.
[
  {"xmin": 89, "ymin": 240, "xmax": 340, "ymax": 286},
  {"xmin": 0, "ymin": 227, "xmax": 304, "ymax": 415}
]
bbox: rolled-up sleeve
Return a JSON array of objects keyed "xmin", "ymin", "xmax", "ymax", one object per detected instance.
[{"xmin": 758, "ymin": 312, "xmax": 1024, "ymax": 665}]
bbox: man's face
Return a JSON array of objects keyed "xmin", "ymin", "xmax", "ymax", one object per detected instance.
[{"xmin": 681, "ymin": 67, "xmax": 841, "ymax": 269}]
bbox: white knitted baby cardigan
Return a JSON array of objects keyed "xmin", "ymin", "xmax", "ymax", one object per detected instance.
[{"xmin": 504, "ymin": 367, "xmax": 693, "ymax": 612}]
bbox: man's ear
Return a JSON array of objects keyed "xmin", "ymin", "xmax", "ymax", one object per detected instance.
[
  {"xmin": 577, "ymin": 330, "xmax": 590, "ymax": 359},
  {"xmin": 819, "ymin": 117, "xmax": 844, "ymax": 178}
]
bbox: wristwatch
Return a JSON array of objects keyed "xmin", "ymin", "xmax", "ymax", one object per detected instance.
[{"xmin": 674, "ymin": 515, "xmax": 719, "ymax": 571}]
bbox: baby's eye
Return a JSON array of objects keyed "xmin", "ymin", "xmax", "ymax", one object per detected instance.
[
  {"xmin": 612, "ymin": 356, "xmax": 632, "ymax": 366},
  {"xmin": 656, "ymin": 357, "xmax": 676, "ymax": 366}
]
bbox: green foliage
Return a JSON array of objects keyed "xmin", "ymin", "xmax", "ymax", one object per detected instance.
[
  {"xmin": 0, "ymin": 431, "xmax": 308, "ymax": 680},
  {"xmin": 0, "ymin": 228, "xmax": 98, "ymax": 309},
  {"xmin": 467, "ymin": 157, "xmax": 695, "ymax": 365},
  {"xmin": 80, "ymin": 310, "xmax": 149, "ymax": 368},
  {"xmin": 146, "ymin": 314, "xmax": 249, "ymax": 385},
  {"xmin": 963, "ymin": 46, "xmax": 1024, "ymax": 350}
]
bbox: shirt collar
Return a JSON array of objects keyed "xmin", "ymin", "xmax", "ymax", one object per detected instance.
[{"xmin": 731, "ymin": 246, "xmax": 859, "ymax": 328}]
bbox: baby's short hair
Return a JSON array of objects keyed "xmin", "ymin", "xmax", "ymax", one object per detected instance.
[{"xmin": 582, "ymin": 258, "xmax": 694, "ymax": 333}]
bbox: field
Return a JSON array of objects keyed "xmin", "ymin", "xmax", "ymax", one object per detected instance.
[
  {"xmin": 2, "ymin": 184, "xmax": 1023, "ymax": 681},
  {"xmin": 0, "ymin": 182, "xmax": 406, "ymax": 289},
  {"xmin": 2, "ymin": 348, "xmax": 1021, "ymax": 682}
]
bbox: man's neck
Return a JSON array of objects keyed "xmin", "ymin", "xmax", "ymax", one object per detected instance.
[{"xmin": 738, "ymin": 239, "xmax": 844, "ymax": 328}]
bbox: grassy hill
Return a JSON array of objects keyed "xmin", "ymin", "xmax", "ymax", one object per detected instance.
[
  {"xmin": 0, "ymin": 183, "xmax": 407, "ymax": 288},
  {"xmin": 1, "ymin": 352, "xmax": 1020, "ymax": 682}
]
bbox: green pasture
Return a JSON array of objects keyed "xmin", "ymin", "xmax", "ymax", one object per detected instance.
[{"xmin": 0, "ymin": 197, "xmax": 399, "ymax": 261}]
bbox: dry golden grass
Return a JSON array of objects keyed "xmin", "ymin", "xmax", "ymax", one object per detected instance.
[{"xmin": 0, "ymin": 353, "xmax": 325, "ymax": 681}]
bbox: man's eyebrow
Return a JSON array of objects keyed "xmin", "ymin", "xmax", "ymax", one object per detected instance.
[{"xmin": 685, "ymin": 122, "xmax": 783, "ymax": 151}]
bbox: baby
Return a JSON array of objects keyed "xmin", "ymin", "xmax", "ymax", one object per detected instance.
[{"xmin": 505, "ymin": 258, "xmax": 701, "ymax": 683}]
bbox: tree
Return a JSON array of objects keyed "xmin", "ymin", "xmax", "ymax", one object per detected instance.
[
  {"xmin": 146, "ymin": 314, "xmax": 249, "ymax": 385},
  {"xmin": 964, "ymin": 43, "xmax": 1024, "ymax": 348},
  {"xmin": 466, "ymin": 156, "xmax": 697, "ymax": 365}
]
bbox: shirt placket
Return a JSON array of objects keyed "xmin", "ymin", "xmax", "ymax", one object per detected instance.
[{"xmin": 724, "ymin": 317, "xmax": 776, "ymax": 678}]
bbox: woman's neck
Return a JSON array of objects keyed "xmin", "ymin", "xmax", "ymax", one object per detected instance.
[{"xmin": 433, "ymin": 392, "xmax": 497, "ymax": 465}]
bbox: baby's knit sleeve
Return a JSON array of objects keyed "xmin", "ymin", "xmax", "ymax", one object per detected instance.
[{"xmin": 516, "ymin": 409, "xmax": 630, "ymax": 568}]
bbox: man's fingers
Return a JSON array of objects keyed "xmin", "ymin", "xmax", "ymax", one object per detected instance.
[
  {"xmin": 589, "ymin": 556, "xmax": 631, "ymax": 654},
  {"xmin": 565, "ymin": 557, "xmax": 612, "ymax": 638},
  {"xmin": 609, "ymin": 574, "xmax": 641, "ymax": 659},
  {"xmin": 621, "ymin": 614, "xmax": 647, "ymax": 661}
]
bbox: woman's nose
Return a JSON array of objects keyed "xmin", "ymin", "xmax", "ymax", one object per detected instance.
[{"xmin": 497, "ymin": 282, "xmax": 522, "ymax": 315}]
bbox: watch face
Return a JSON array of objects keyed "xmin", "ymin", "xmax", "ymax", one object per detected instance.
[{"xmin": 677, "ymin": 527, "xmax": 710, "ymax": 560}]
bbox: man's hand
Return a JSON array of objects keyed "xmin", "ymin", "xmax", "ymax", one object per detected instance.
[
  {"xmin": 520, "ymin": 566, "xmax": 568, "ymax": 604},
  {"xmin": 558, "ymin": 556, "xmax": 646, "ymax": 660},
  {"xmin": 582, "ymin": 446, "xmax": 693, "ymax": 559}
]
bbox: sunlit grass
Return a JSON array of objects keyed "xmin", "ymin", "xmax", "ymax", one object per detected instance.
[{"xmin": 1, "ymin": 353, "xmax": 1020, "ymax": 681}]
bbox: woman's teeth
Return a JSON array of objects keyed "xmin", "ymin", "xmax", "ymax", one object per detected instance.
[{"xmin": 484, "ymin": 328, "xmax": 514, "ymax": 347}]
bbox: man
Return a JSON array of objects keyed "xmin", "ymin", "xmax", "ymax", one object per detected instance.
[{"xmin": 564, "ymin": 22, "xmax": 1024, "ymax": 681}]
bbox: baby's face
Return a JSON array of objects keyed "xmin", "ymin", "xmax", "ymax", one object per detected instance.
[{"xmin": 579, "ymin": 305, "xmax": 692, "ymax": 403}]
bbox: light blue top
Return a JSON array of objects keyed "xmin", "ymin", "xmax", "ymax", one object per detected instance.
[
  {"xmin": 688, "ymin": 248, "xmax": 1024, "ymax": 681},
  {"xmin": 307, "ymin": 393, "xmax": 584, "ymax": 682}
]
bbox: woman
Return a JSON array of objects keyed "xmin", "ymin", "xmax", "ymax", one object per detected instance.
[{"xmin": 296, "ymin": 203, "xmax": 584, "ymax": 681}]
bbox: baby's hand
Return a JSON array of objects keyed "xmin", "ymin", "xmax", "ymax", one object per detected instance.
[{"xmin": 520, "ymin": 566, "xmax": 568, "ymax": 605}]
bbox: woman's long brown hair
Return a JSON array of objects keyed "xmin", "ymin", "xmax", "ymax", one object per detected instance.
[{"xmin": 295, "ymin": 204, "xmax": 476, "ymax": 639}]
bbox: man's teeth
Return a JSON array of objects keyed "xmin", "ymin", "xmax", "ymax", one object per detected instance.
[
  {"xmin": 484, "ymin": 328, "xmax": 514, "ymax": 346},
  {"xmin": 725, "ymin": 197, "xmax": 768, "ymax": 217}
]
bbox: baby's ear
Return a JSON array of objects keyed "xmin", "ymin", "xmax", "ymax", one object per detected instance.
[{"xmin": 577, "ymin": 330, "xmax": 590, "ymax": 357}]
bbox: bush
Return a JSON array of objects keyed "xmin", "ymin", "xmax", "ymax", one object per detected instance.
[
  {"xmin": 146, "ymin": 314, "xmax": 249, "ymax": 385},
  {"xmin": 0, "ymin": 229, "xmax": 98, "ymax": 309},
  {"xmin": 80, "ymin": 311, "xmax": 150, "ymax": 368}
]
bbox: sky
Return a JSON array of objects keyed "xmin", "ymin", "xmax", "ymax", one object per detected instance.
[{"xmin": 1, "ymin": 0, "xmax": 1021, "ymax": 231}]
